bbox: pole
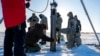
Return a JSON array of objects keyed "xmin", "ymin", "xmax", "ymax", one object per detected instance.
[
  {"xmin": 53, "ymin": 0, "xmax": 55, "ymax": 2},
  {"xmin": 80, "ymin": 0, "xmax": 100, "ymax": 45},
  {"xmin": 50, "ymin": 0, "xmax": 57, "ymax": 51},
  {"xmin": 50, "ymin": 15, "xmax": 57, "ymax": 51}
]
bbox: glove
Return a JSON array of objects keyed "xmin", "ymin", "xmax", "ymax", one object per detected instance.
[
  {"xmin": 56, "ymin": 28, "xmax": 60, "ymax": 31},
  {"xmin": 50, "ymin": 38, "xmax": 54, "ymax": 42},
  {"xmin": 50, "ymin": 38, "xmax": 57, "ymax": 43},
  {"xmin": 25, "ymin": 2, "xmax": 30, "ymax": 8}
]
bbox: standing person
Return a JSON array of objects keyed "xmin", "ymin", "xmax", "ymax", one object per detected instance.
[
  {"xmin": 39, "ymin": 14, "xmax": 48, "ymax": 45},
  {"xmin": 56, "ymin": 12, "xmax": 62, "ymax": 44},
  {"xmin": 66, "ymin": 12, "xmax": 77, "ymax": 49},
  {"xmin": 74, "ymin": 15, "xmax": 82, "ymax": 47},
  {"xmin": 1, "ymin": 0, "xmax": 31, "ymax": 56},
  {"xmin": 27, "ymin": 13, "xmax": 39, "ymax": 30}
]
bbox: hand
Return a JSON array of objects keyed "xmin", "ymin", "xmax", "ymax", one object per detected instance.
[
  {"xmin": 51, "ymin": 38, "xmax": 57, "ymax": 43},
  {"xmin": 50, "ymin": 38, "xmax": 54, "ymax": 42},
  {"xmin": 56, "ymin": 28, "xmax": 60, "ymax": 31},
  {"xmin": 25, "ymin": 2, "xmax": 30, "ymax": 8}
]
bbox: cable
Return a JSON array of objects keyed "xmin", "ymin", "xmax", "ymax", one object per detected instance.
[
  {"xmin": 27, "ymin": 0, "xmax": 49, "ymax": 13},
  {"xmin": 0, "ymin": 17, "xmax": 3, "ymax": 24}
]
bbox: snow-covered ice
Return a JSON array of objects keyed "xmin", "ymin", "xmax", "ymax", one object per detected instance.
[{"xmin": 0, "ymin": 32, "xmax": 100, "ymax": 56}]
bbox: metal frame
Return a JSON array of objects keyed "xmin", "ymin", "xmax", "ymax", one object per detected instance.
[{"xmin": 80, "ymin": 0, "xmax": 100, "ymax": 45}]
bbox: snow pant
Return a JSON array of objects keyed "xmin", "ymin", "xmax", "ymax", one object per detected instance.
[
  {"xmin": 66, "ymin": 28, "xmax": 76, "ymax": 49},
  {"xmin": 56, "ymin": 30, "xmax": 61, "ymax": 44},
  {"xmin": 66, "ymin": 34, "xmax": 75, "ymax": 49},
  {"xmin": 4, "ymin": 22, "xmax": 26, "ymax": 56},
  {"xmin": 25, "ymin": 44, "xmax": 41, "ymax": 52},
  {"xmin": 74, "ymin": 33, "xmax": 81, "ymax": 47}
]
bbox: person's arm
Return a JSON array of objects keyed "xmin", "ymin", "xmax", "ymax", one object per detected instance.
[
  {"xmin": 78, "ymin": 20, "xmax": 81, "ymax": 31},
  {"xmin": 41, "ymin": 35, "xmax": 54, "ymax": 42},
  {"xmin": 27, "ymin": 17, "xmax": 32, "ymax": 22},
  {"xmin": 0, "ymin": 18, "xmax": 3, "ymax": 24},
  {"xmin": 35, "ymin": 16, "xmax": 39, "ymax": 23},
  {"xmin": 70, "ymin": 19, "xmax": 77, "ymax": 33}
]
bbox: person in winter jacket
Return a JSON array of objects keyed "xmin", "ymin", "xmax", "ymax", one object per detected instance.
[
  {"xmin": 27, "ymin": 13, "xmax": 39, "ymax": 30},
  {"xmin": 25, "ymin": 23, "xmax": 54, "ymax": 52},
  {"xmin": 39, "ymin": 14, "xmax": 48, "ymax": 45},
  {"xmin": 74, "ymin": 15, "xmax": 82, "ymax": 47},
  {"xmin": 66, "ymin": 12, "xmax": 77, "ymax": 49},
  {"xmin": 39, "ymin": 14, "xmax": 48, "ymax": 29},
  {"xmin": 1, "ymin": 0, "xmax": 31, "ymax": 56},
  {"xmin": 56, "ymin": 12, "xmax": 62, "ymax": 44}
]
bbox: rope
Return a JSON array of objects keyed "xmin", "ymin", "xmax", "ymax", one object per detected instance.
[{"xmin": 27, "ymin": 0, "xmax": 49, "ymax": 13}]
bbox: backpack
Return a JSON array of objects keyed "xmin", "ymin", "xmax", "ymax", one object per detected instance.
[{"xmin": 76, "ymin": 20, "xmax": 81, "ymax": 33}]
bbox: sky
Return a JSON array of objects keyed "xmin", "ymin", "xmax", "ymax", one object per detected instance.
[{"xmin": 0, "ymin": 0, "xmax": 100, "ymax": 33}]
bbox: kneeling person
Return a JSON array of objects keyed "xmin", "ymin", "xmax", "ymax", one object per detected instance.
[{"xmin": 25, "ymin": 23, "xmax": 54, "ymax": 52}]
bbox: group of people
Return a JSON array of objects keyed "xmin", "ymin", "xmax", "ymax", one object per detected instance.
[
  {"xmin": 0, "ymin": 1, "xmax": 82, "ymax": 56},
  {"xmin": 66, "ymin": 12, "xmax": 82, "ymax": 49},
  {"xmin": 25, "ymin": 13, "xmax": 54, "ymax": 52},
  {"xmin": 24, "ymin": 11, "xmax": 82, "ymax": 51},
  {"xmin": 27, "ymin": 13, "xmax": 49, "ymax": 44},
  {"xmin": 24, "ymin": 12, "xmax": 63, "ymax": 52},
  {"xmin": 0, "ymin": 11, "xmax": 82, "ymax": 56}
]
